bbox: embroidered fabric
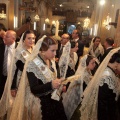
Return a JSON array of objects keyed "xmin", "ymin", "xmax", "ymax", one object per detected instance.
[
  {"xmin": 58, "ymin": 41, "xmax": 71, "ymax": 78},
  {"xmin": 80, "ymin": 47, "xmax": 120, "ymax": 120},
  {"xmin": 62, "ymin": 55, "xmax": 92, "ymax": 120},
  {"xmin": 68, "ymin": 52, "xmax": 78, "ymax": 71},
  {"xmin": 27, "ymin": 56, "xmax": 56, "ymax": 84},
  {"xmin": 75, "ymin": 54, "xmax": 88, "ymax": 75},
  {"xmin": 88, "ymin": 38, "xmax": 104, "ymax": 62},
  {"xmin": 9, "ymin": 35, "xmax": 47, "ymax": 120},
  {"xmin": 99, "ymin": 67, "xmax": 120, "ymax": 100}
]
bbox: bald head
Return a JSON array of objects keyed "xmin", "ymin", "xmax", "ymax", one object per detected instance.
[
  {"xmin": 61, "ymin": 33, "xmax": 70, "ymax": 45},
  {"xmin": 3, "ymin": 30, "xmax": 16, "ymax": 46}
]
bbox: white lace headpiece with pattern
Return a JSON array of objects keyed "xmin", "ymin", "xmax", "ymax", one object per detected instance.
[{"xmin": 80, "ymin": 47, "xmax": 120, "ymax": 120}]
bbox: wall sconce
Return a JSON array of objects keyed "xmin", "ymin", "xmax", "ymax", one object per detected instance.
[
  {"xmin": 34, "ymin": 14, "xmax": 40, "ymax": 21},
  {"xmin": 45, "ymin": 18, "xmax": 50, "ymax": 24},
  {"xmin": 83, "ymin": 17, "xmax": 90, "ymax": 29},
  {"xmin": 0, "ymin": 3, "xmax": 6, "ymax": 19},
  {"xmin": 103, "ymin": 14, "xmax": 112, "ymax": 30}
]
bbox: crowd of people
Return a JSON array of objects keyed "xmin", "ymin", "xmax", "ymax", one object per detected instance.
[{"xmin": 0, "ymin": 22, "xmax": 120, "ymax": 120}]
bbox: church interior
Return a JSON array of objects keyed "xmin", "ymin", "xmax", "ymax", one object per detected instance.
[{"xmin": 0, "ymin": 0, "xmax": 120, "ymax": 45}]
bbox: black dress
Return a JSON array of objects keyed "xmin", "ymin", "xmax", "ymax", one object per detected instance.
[
  {"xmin": 27, "ymin": 56, "xmax": 67, "ymax": 120},
  {"xmin": 11, "ymin": 60, "xmax": 24, "ymax": 89},
  {"xmin": 98, "ymin": 67, "xmax": 118, "ymax": 120}
]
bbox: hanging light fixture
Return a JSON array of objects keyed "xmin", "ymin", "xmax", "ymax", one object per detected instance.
[
  {"xmin": 83, "ymin": 17, "xmax": 90, "ymax": 29},
  {"xmin": 103, "ymin": 14, "xmax": 112, "ymax": 30},
  {"xmin": 45, "ymin": 18, "xmax": 50, "ymax": 24},
  {"xmin": 0, "ymin": 8, "xmax": 6, "ymax": 19},
  {"xmin": 34, "ymin": 14, "xmax": 40, "ymax": 21}
]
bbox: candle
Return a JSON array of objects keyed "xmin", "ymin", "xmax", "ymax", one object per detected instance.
[{"xmin": 55, "ymin": 20, "xmax": 59, "ymax": 36}]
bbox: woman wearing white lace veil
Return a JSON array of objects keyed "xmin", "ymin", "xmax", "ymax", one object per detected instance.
[
  {"xmin": 88, "ymin": 36, "xmax": 104, "ymax": 63},
  {"xmin": 65, "ymin": 41, "xmax": 78, "ymax": 78},
  {"xmin": 10, "ymin": 36, "xmax": 67, "ymax": 120},
  {"xmin": 0, "ymin": 30, "xmax": 35, "ymax": 119},
  {"xmin": 62, "ymin": 54, "xmax": 96, "ymax": 120},
  {"xmin": 11, "ymin": 30, "xmax": 35, "ymax": 97},
  {"xmin": 80, "ymin": 47, "xmax": 120, "ymax": 120}
]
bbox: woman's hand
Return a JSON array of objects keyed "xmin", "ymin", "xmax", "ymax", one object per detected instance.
[{"xmin": 52, "ymin": 78, "xmax": 63, "ymax": 89}]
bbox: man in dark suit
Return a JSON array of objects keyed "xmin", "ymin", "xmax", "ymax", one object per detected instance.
[
  {"xmin": 56, "ymin": 33, "xmax": 70, "ymax": 61},
  {"xmin": 72, "ymin": 29, "xmax": 84, "ymax": 70},
  {"xmin": 55, "ymin": 33, "xmax": 70, "ymax": 78},
  {"xmin": 0, "ymin": 30, "xmax": 17, "ymax": 98},
  {"xmin": 100, "ymin": 37, "xmax": 114, "ymax": 63},
  {"xmin": 0, "ymin": 23, "xmax": 7, "ymax": 44}
]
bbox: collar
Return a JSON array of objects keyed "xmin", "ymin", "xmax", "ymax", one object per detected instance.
[
  {"xmin": 106, "ymin": 46, "xmax": 113, "ymax": 50},
  {"xmin": 74, "ymin": 38, "xmax": 79, "ymax": 42},
  {"xmin": 7, "ymin": 42, "xmax": 15, "ymax": 49}
]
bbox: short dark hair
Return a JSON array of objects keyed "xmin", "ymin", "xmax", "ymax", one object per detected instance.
[
  {"xmin": 0, "ymin": 23, "xmax": 7, "ymax": 31},
  {"xmin": 40, "ymin": 36, "xmax": 57, "ymax": 51},
  {"xmin": 23, "ymin": 30, "xmax": 35, "ymax": 41},
  {"xmin": 109, "ymin": 50, "xmax": 120, "ymax": 63},
  {"xmin": 70, "ymin": 41, "xmax": 77, "ymax": 48},
  {"xmin": 86, "ymin": 55, "xmax": 95, "ymax": 66},
  {"xmin": 93, "ymin": 36, "xmax": 101, "ymax": 43},
  {"xmin": 106, "ymin": 37, "xmax": 114, "ymax": 46}
]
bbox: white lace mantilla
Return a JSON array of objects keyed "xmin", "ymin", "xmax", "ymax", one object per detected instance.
[
  {"xmin": 15, "ymin": 49, "xmax": 30, "ymax": 63},
  {"xmin": 99, "ymin": 67, "xmax": 120, "ymax": 100},
  {"xmin": 83, "ymin": 69, "xmax": 92, "ymax": 85},
  {"xmin": 27, "ymin": 56, "xmax": 56, "ymax": 84},
  {"xmin": 68, "ymin": 56, "xmax": 75, "ymax": 71}
]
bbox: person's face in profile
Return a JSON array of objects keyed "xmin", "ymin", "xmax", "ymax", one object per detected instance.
[{"xmin": 43, "ymin": 44, "xmax": 58, "ymax": 60}]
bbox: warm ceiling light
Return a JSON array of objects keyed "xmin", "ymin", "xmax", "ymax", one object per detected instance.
[
  {"xmin": 103, "ymin": 14, "xmax": 112, "ymax": 30},
  {"xmin": 86, "ymin": 6, "xmax": 89, "ymax": 8},
  {"xmin": 0, "ymin": 8, "xmax": 6, "ymax": 19},
  {"xmin": 100, "ymin": 0, "xmax": 105, "ymax": 6},
  {"xmin": 34, "ymin": 14, "xmax": 40, "ymax": 21},
  {"xmin": 59, "ymin": 4, "xmax": 63, "ymax": 7},
  {"xmin": 45, "ymin": 18, "xmax": 50, "ymax": 24},
  {"xmin": 112, "ymin": 4, "xmax": 114, "ymax": 7}
]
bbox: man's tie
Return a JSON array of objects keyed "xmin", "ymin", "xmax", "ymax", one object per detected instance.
[
  {"xmin": 59, "ymin": 45, "xmax": 64, "ymax": 58},
  {"xmin": 3, "ymin": 46, "xmax": 9, "ymax": 76}
]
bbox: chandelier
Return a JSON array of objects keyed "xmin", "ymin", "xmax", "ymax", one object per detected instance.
[
  {"xmin": 103, "ymin": 14, "xmax": 112, "ymax": 30},
  {"xmin": 83, "ymin": 17, "xmax": 90, "ymax": 29},
  {"xmin": 34, "ymin": 14, "xmax": 40, "ymax": 21},
  {"xmin": 0, "ymin": 8, "xmax": 6, "ymax": 19},
  {"xmin": 45, "ymin": 18, "xmax": 50, "ymax": 24}
]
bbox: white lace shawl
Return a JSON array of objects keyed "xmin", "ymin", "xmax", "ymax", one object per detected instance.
[
  {"xmin": 27, "ymin": 56, "xmax": 57, "ymax": 84},
  {"xmin": 58, "ymin": 41, "xmax": 71, "ymax": 78},
  {"xmin": 88, "ymin": 38, "xmax": 104, "ymax": 61},
  {"xmin": 80, "ymin": 47, "xmax": 120, "ymax": 120},
  {"xmin": 62, "ymin": 68, "xmax": 92, "ymax": 120},
  {"xmin": 68, "ymin": 52, "xmax": 78, "ymax": 71},
  {"xmin": 9, "ymin": 35, "xmax": 47, "ymax": 120}
]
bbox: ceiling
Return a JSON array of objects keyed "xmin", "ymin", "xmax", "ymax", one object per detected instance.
[{"xmin": 44, "ymin": 0, "xmax": 96, "ymax": 17}]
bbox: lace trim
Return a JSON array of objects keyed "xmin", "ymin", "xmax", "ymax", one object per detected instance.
[
  {"xmin": 15, "ymin": 49, "xmax": 30, "ymax": 63},
  {"xmin": 27, "ymin": 56, "xmax": 56, "ymax": 84},
  {"xmin": 68, "ymin": 56, "xmax": 75, "ymax": 71},
  {"xmin": 59, "ymin": 42, "xmax": 70, "ymax": 78},
  {"xmin": 83, "ymin": 70, "xmax": 92, "ymax": 85},
  {"xmin": 99, "ymin": 67, "xmax": 120, "ymax": 100}
]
